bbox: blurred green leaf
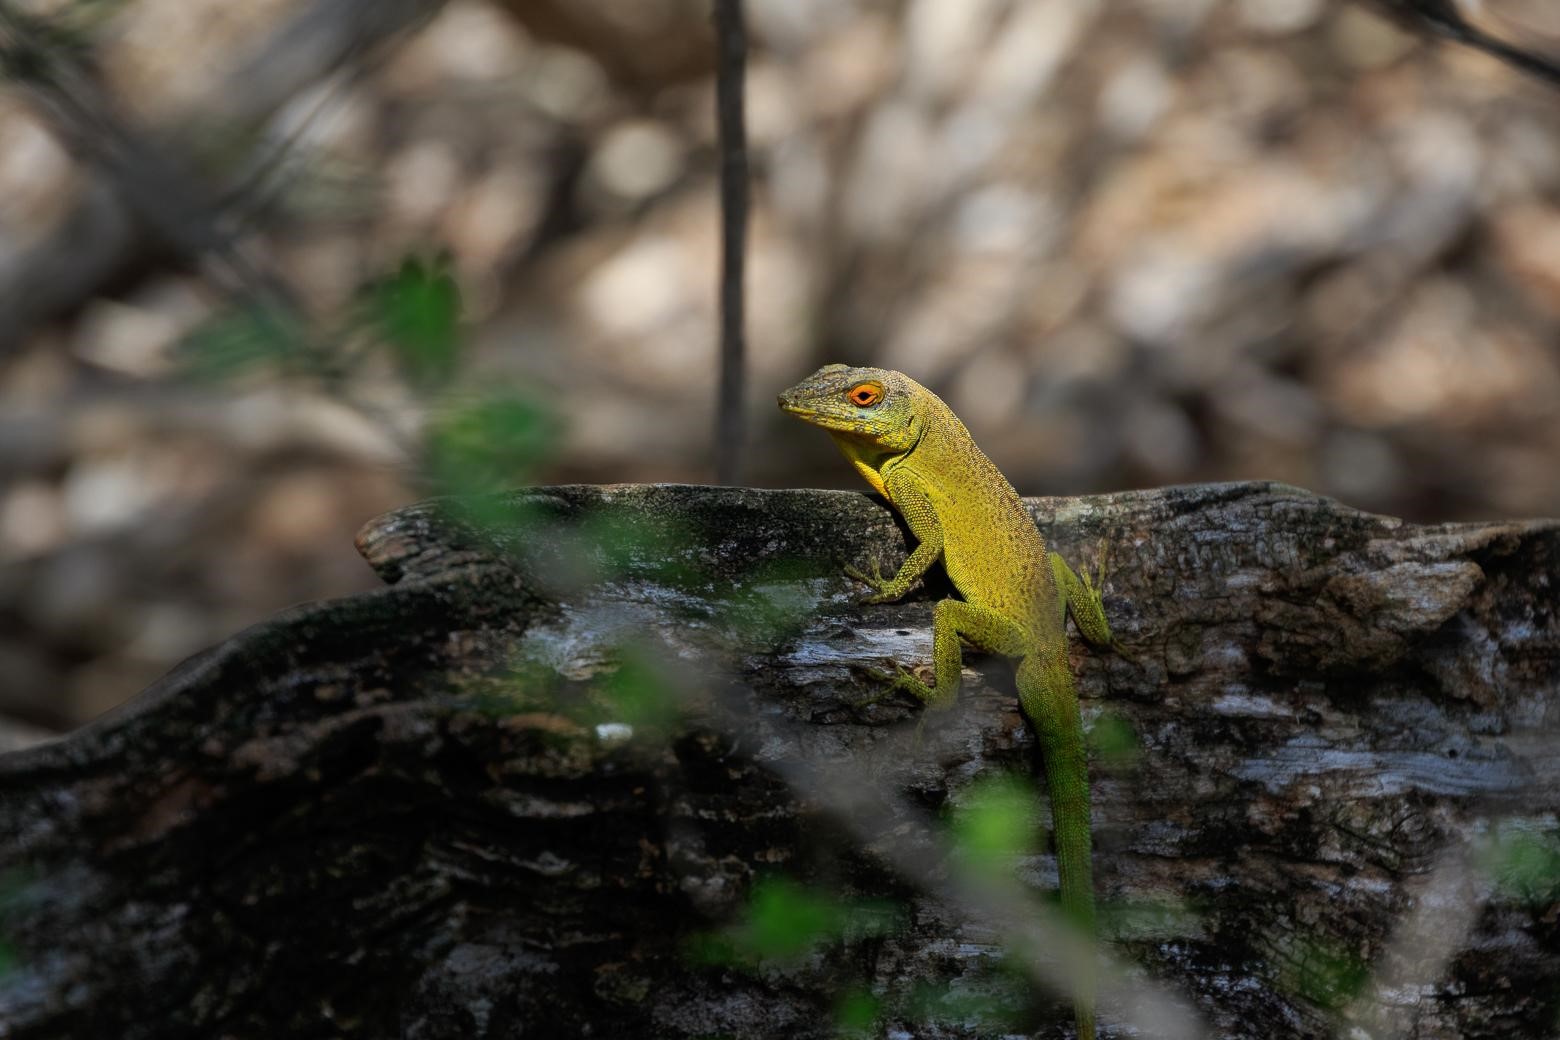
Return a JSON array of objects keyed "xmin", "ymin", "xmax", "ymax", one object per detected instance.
[
  {"xmin": 905, "ymin": 974, "xmax": 1027, "ymax": 1031},
  {"xmin": 689, "ymin": 876, "xmax": 905, "ymax": 970},
  {"xmin": 367, "ymin": 256, "xmax": 462, "ymax": 388},
  {"xmin": 835, "ymin": 988, "xmax": 879, "ymax": 1036},
  {"xmin": 598, "ymin": 654, "xmax": 681, "ymax": 732},
  {"xmin": 839, "ymin": 898, "xmax": 905, "ymax": 943},
  {"xmin": 1087, "ymin": 712, "xmax": 1140, "ymax": 773},
  {"xmin": 178, "ymin": 306, "xmax": 302, "ymax": 381},
  {"xmin": 743, "ymin": 876, "xmax": 840, "ymax": 960},
  {"xmin": 457, "ymin": 662, "xmax": 561, "ymax": 720},
  {"xmin": 683, "ymin": 930, "xmax": 740, "ymax": 968},
  {"xmin": 1484, "ymin": 828, "xmax": 1560, "ymax": 907},
  {"xmin": 0, "ymin": 868, "xmax": 34, "ymax": 979},
  {"xmin": 951, "ymin": 774, "xmax": 1042, "ymax": 871},
  {"xmin": 1281, "ymin": 936, "xmax": 1368, "ymax": 1009},
  {"xmin": 1097, "ymin": 894, "xmax": 1201, "ymax": 940},
  {"xmin": 717, "ymin": 557, "xmax": 837, "ymax": 646},
  {"xmin": 571, "ymin": 512, "xmax": 698, "ymax": 588},
  {"xmin": 425, "ymin": 393, "xmax": 557, "ymax": 501}
]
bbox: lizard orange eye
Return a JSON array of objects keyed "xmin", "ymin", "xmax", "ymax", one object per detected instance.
[{"xmin": 847, "ymin": 383, "xmax": 882, "ymax": 407}]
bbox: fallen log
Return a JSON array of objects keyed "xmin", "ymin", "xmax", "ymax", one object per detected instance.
[{"xmin": 0, "ymin": 482, "xmax": 1555, "ymax": 1039}]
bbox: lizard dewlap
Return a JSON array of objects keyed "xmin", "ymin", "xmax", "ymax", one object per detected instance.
[{"xmin": 779, "ymin": 364, "xmax": 1120, "ymax": 1040}]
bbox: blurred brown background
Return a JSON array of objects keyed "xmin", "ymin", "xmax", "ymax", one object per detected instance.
[{"xmin": 2, "ymin": 0, "xmax": 1559, "ymax": 736}]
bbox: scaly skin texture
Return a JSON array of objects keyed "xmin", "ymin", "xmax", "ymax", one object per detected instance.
[{"xmin": 779, "ymin": 364, "xmax": 1117, "ymax": 1040}]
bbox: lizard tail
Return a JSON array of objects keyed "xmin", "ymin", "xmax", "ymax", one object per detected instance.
[{"xmin": 1017, "ymin": 654, "xmax": 1097, "ymax": 1040}]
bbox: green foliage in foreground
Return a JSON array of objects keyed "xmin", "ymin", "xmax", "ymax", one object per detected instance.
[
  {"xmin": 688, "ymin": 876, "xmax": 904, "ymax": 969},
  {"xmin": 951, "ymin": 773, "xmax": 1044, "ymax": 871},
  {"xmin": 180, "ymin": 252, "xmax": 560, "ymax": 510},
  {"xmin": 1485, "ymin": 827, "xmax": 1560, "ymax": 907},
  {"xmin": 1280, "ymin": 935, "xmax": 1368, "ymax": 1010}
]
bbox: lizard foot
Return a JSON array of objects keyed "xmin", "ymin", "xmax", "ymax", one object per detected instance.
[
  {"xmin": 1088, "ymin": 535, "xmax": 1142, "ymax": 663},
  {"xmin": 843, "ymin": 559, "xmax": 898, "ymax": 605},
  {"xmin": 848, "ymin": 663, "xmax": 937, "ymax": 708},
  {"xmin": 1083, "ymin": 536, "xmax": 1112, "ymax": 604}
]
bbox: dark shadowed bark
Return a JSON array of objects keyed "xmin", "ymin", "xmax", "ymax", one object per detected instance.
[{"xmin": 0, "ymin": 483, "xmax": 1556, "ymax": 1039}]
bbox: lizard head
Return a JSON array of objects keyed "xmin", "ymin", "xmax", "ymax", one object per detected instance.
[{"xmin": 777, "ymin": 364, "xmax": 925, "ymax": 453}]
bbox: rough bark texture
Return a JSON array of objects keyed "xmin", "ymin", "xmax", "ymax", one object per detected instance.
[{"xmin": 1, "ymin": 483, "xmax": 1556, "ymax": 1040}]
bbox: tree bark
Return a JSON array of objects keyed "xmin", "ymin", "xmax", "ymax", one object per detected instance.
[{"xmin": 0, "ymin": 483, "xmax": 1555, "ymax": 1039}]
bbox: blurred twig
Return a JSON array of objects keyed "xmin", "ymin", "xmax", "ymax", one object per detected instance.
[
  {"xmin": 1342, "ymin": 842, "xmax": 1486, "ymax": 1040},
  {"xmin": 713, "ymin": 0, "xmax": 748, "ymax": 485},
  {"xmin": 210, "ymin": 0, "xmax": 442, "ymax": 125},
  {"xmin": 220, "ymin": 3, "xmax": 444, "ymax": 229},
  {"xmin": 0, "ymin": 0, "xmax": 443, "ymax": 356},
  {"xmin": 747, "ymin": 702, "xmax": 1209, "ymax": 1040},
  {"xmin": 0, "ymin": 4, "xmax": 299, "ymax": 314},
  {"xmin": 1371, "ymin": 0, "xmax": 1560, "ymax": 87}
]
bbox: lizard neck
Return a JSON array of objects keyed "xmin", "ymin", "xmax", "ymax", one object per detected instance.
[{"xmin": 830, "ymin": 416, "xmax": 926, "ymax": 499}]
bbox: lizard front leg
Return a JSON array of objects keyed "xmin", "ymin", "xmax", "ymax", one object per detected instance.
[
  {"xmin": 846, "ymin": 479, "xmax": 943, "ymax": 604},
  {"xmin": 845, "ymin": 539, "xmax": 940, "ymax": 605},
  {"xmin": 1049, "ymin": 540, "xmax": 1119, "ymax": 652}
]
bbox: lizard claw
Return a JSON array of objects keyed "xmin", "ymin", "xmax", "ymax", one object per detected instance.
[
  {"xmin": 848, "ymin": 664, "xmax": 904, "ymax": 708},
  {"xmin": 844, "ymin": 558, "xmax": 896, "ymax": 604},
  {"xmin": 1108, "ymin": 636, "xmax": 1138, "ymax": 664},
  {"xmin": 1085, "ymin": 536, "xmax": 1112, "ymax": 595},
  {"xmin": 848, "ymin": 662, "xmax": 937, "ymax": 708},
  {"xmin": 1091, "ymin": 538, "xmax": 1138, "ymax": 663},
  {"xmin": 850, "ymin": 668, "xmax": 935, "ymax": 747}
]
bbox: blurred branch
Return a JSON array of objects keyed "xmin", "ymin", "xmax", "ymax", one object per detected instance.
[
  {"xmin": 209, "ymin": 0, "xmax": 442, "ymax": 125},
  {"xmin": 1342, "ymin": 843, "xmax": 1487, "ymax": 1040},
  {"xmin": 713, "ymin": 0, "xmax": 748, "ymax": 485},
  {"xmin": 216, "ymin": 0, "xmax": 445, "ymax": 226},
  {"xmin": 753, "ymin": 701, "xmax": 1207, "ymax": 1040},
  {"xmin": 0, "ymin": 4, "xmax": 298, "ymax": 313},
  {"xmin": 0, "ymin": 0, "xmax": 443, "ymax": 355},
  {"xmin": 490, "ymin": 0, "xmax": 714, "ymax": 88},
  {"xmin": 1370, "ymin": 0, "xmax": 1560, "ymax": 87}
]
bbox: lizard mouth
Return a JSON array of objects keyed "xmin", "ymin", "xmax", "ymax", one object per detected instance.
[
  {"xmin": 777, "ymin": 398, "xmax": 856, "ymax": 433},
  {"xmin": 775, "ymin": 389, "xmax": 812, "ymax": 414},
  {"xmin": 776, "ymin": 392, "xmax": 818, "ymax": 420}
]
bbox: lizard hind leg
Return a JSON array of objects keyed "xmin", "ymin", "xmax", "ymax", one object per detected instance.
[{"xmin": 888, "ymin": 598, "xmax": 1031, "ymax": 710}]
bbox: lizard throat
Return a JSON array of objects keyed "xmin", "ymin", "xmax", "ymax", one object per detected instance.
[{"xmin": 830, "ymin": 418, "xmax": 923, "ymax": 484}]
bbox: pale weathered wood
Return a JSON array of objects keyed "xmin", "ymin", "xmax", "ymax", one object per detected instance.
[{"xmin": 0, "ymin": 483, "xmax": 1555, "ymax": 1039}]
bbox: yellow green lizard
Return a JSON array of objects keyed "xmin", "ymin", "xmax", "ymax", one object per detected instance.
[{"xmin": 778, "ymin": 363, "xmax": 1119, "ymax": 1040}]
